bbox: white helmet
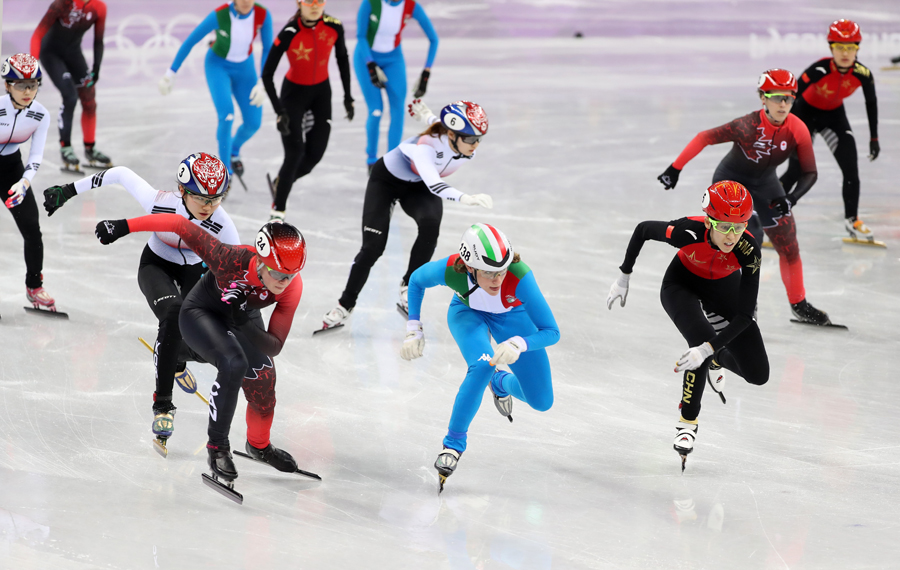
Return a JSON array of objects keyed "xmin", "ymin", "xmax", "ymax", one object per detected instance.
[{"xmin": 458, "ymin": 223, "xmax": 513, "ymax": 272}]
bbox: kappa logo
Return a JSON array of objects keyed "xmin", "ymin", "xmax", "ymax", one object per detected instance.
[{"xmin": 478, "ymin": 354, "xmax": 491, "ymax": 362}]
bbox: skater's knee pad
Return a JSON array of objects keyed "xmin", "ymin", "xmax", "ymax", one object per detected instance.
[
  {"xmin": 764, "ymin": 216, "xmax": 801, "ymax": 264},
  {"xmin": 78, "ymin": 85, "xmax": 96, "ymax": 115},
  {"xmin": 242, "ymin": 365, "xmax": 276, "ymax": 415}
]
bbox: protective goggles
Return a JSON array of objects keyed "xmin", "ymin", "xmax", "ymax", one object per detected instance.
[
  {"xmin": 7, "ymin": 80, "xmax": 40, "ymax": 92},
  {"xmin": 708, "ymin": 218, "xmax": 748, "ymax": 235},
  {"xmin": 830, "ymin": 43, "xmax": 859, "ymax": 53},
  {"xmin": 187, "ymin": 193, "xmax": 225, "ymax": 206},
  {"xmin": 763, "ymin": 93, "xmax": 796, "ymax": 104},
  {"xmin": 458, "ymin": 134, "xmax": 483, "ymax": 145},
  {"xmin": 477, "ymin": 268, "xmax": 507, "ymax": 280},
  {"xmin": 266, "ymin": 266, "xmax": 298, "ymax": 282},
  {"xmin": 300, "ymin": 0, "xmax": 326, "ymax": 7}
]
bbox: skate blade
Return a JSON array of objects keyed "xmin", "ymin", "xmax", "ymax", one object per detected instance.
[
  {"xmin": 880, "ymin": 65, "xmax": 900, "ymax": 72},
  {"xmin": 235, "ymin": 173, "xmax": 248, "ymax": 191},
  {"xmin": 789, "ymin": 319, "xmax": 848, "ymax": 330},
  {"xmin": 24, "ymin": 306, "xmax": 69, "ymax": 319},
  {"xmin": 266, "ymin": 173, "xmax": 276, "ymax": 199},
  {"xmin": 201, "ymin": 473, "xmax": 243, "ymax": 504},
  {"xmin": 233, "ymin": 450, "xmax": 322, "ymax": 480},
  {"xmin": 60, "ymin": 165, "xmax": 81, "ymax": 173},
  {"xmin": 841, "ymin": 237, "xmax": 886, "ymax": 248},
  {"xmin": 396, "ymin": 303, "xmax": 408, "ymax": 318},
  {"xmin": 84, "ymin": 162, "xmax": 113, "ymax": 169},
  {"xmin": 680, "ymin": 454, "xmax": 687, "ymax": 473},
  {"xmin": 761, "ymin": 240, "xmax": 774, "ymax": 249},
  {"xmin": 313, "ymin": 322, "xmax": 344, "ymax": 336},
  {"xmin": 153, "ymin": 438, "xmax": 169, "ymax": 458},
  {"xmin": 438, "ymin": 473, "xmax": 448, "ymax": 494}
]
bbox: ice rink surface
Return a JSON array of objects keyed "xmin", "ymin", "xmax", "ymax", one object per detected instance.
[{"xmin": 2, "ymin": 1, "xmax": 900, "ymax": 568}]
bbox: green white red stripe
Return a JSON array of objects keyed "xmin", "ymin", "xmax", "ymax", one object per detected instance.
[{"xmin": 472, "ymin": 223, "xmax": 507, "ymax": 262}]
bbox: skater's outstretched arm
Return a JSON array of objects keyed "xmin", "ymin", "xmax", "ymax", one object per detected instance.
[
  {"xmin": 781, "ymin": 118, "xmax": 817, "ymax": 204},
  {"xmin": 411, "ymin": 4, "xmax": 439, "ymax": 69},
  {"xmin": 355, "ymin": 0, "xmax": 374, "ymax": 63},
  {"xmin": 261, "ymin": 20, "xmax": 292, "ymax": 115},
  {"xmin": 21, "ymin": 107, "xmax": 50, "ymax": 186},
  {"xmin": 90, "ymin": 1, "xmax": 107, "ymax": 84},
  {"xmin": 168, "ymin": 12, "xmax": 219, "ymax": 73},
  {"xmin": 407, "ymin": 256, "xmax": 452, "ymax": 320},
  {"xmin": 515, "ymin": 272, "xmax": 560, "ymax": 351}
]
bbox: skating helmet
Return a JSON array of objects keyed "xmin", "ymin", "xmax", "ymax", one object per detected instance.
[
  {"xmin": 757, "ymin": 69, "xmax": 797, "ymax": 94},
  {"xmin": 176, "ymin": 153, "xmax": 231, "ymax": 196},
  {"xmin": 255, "ymin": 221, "xmax": 307, "ymax": 275},
  {"xmin": 458, "ymin": 223, "xmax": 513, "ymax": 272},
  {"xmin": 827, "ymin": 19, "xmax": 862, "ymax": 44},
  {"xmin": 440, "ymin": 101, "xmax": 489, "ymax": 137},
  {"xmin": 702, "ymin": 181, "xmax": 753, "ymax": 223},
  {"xmin": 1, "ymin": 53, "xmax": 42, "ymax": 82}
]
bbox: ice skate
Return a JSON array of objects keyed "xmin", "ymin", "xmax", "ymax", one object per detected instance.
[
  {"xmin": 24, "ymin": 286, "xmax": 68, "ymax": 318},
  {"xmin": 151, "ymin": 396, "xmax": 177, "ymax": 458},
  {"xmin": 314, "ymin": 304, "xmax": 352, "ymax": 335},
  {"xmin": 397, "ymin": 280, "xmax": 409, "ymax": 318},
  {"xmin": 842, "ymin": 217, "xmax": 885, "ymax": 248},
  {"xmin": 674, "ymin": 417, "xmax": 698, "ymax": 472},
  {"xmin": 489, "ymin": 371, "xmax": 514, "ymax": 422},
  {"xmin": 266, "ymin": 173, "xmax": 278, "ymax": 200},
  {"xmin": 202, "ymin": 445, "xmax": 243, "ymax": 504},
  {"xmin": 435, "ymin": 447, "xmax": 461, "ymax": 493},
  {"xmin": 60, "ymin": 146, "xmax": 80, "ymax": 172},
  {"xmin": 231, "ymin": 157, "xmax": 247, "ymax": 190},
  {"xmin": 790, "ymin": 299, "xmax": 846, "ymax": 328},
  {"xmin": 707, "ymin": 359, "xmax": 726, "ymax": 404},
  {"xmin": 268, "ymin": 208, "xmax": 286, "ymax": 223},
  {"xmin": 234, "ymin": 441, "xmax": 321, "ymax": 480},
  {"xmin": 84, "ymin": 147, "xmax": 112, "ymax": 169}
]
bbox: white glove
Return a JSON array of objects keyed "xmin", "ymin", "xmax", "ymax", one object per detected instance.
[
  {"xmin": 490, "ymin": 336, "xmax": 526, "ymax": 367},
  {"xmin": 407, "ymin": 98, "xmax": 436, "ymax": 124},
  {"xmin": 249, "ymin": 79, "xmax": 265, "ymax": 107},
  {"xmin": 606, "ymin": 272, "xmax": 630, "ymax": 310},
  {"xmin": 675, "ymin": 342, "xmax": 714, "ymax": 372},
  {"xmin": 400, "ymin": 320, "xmax": 425, "ymax": 361},
  {"xmin": 460, "ymin": 193, "xmax": 493, "ymax": 209},
  {"xmin": 158, "ymin": 69, "xmax": 175, "ymax": 95},
  {"xmin": 5, "ymin": 178, "xmax": 29, "ymax": 209}
]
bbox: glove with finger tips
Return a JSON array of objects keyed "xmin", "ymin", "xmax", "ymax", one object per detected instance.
[
  {"xmin": 412, "ymin": 69, "xmax": 430, "ymax": 98},
  {"xmin": 658, "ymin": 164, "xmax": 681, "ymax": 190},
  {"xmin": 344, "ymin": 96, "xmax": 355, "ymax": 121},
  {"xmin": 5, "ymin": 178, "xmax": 30, "ymax": 209},
  {"xmin": 400, "ymin": 320, "xmax": 425, "ymax": 361},
  {"xmin": 249, "ymin": 79, "xmax": 266, "ymax": 107},
  {"xmin": 606, "ymin": 272, "xmax": 630, "ymax": 310},
  {"xmin": 408, "ymin": 98, "xmax": 436, "ymax": 123},
  {"xmin": 367, "ymin": 62, "xmax": 387, "ymax": 88},
  {"xmin": 769, "ymin": 195, "xmax": 794, "ymax": 217},
  {"xmin": 460, "ymin": 193, "xmax": 493, "ymax": 209},
  {"xmin": 95, "ymin": 219, "xmax": 130, "ymax": 244},
  {"xmin": 674, "ymin": 342, "xmax": 714, "ymax": 372},
  {"xmin": 276, "ymin": 112, "xmax": 291, "ymax": 136},
  {"xmin": 869, "ymin": 139, "xmax": 880, "ymax": 161},
  {"xmin": 490, "ymin": 336, "xmax": 527, "ymax": 367},
  {"xmin": 43, "ymin": 183, "xmax": 77, "ymax": 216}
]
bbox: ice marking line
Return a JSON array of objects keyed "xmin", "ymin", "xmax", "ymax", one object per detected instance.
[{"xmin": 747, "ymin": 483, "xmax": 790, "ymax": 569}]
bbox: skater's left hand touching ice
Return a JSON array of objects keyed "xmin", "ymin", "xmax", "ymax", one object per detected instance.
[
  {"xmin": 675, "ymin": 342, "xmax": 714, "ymax": 372},
  {"xmin": 490, "ymin": 336, "xmax": 526, "ymax": 366},
  {"xmin": 400, "ymin": 320, "xmax": 425, "ymax": 360},
  {"xmin": 249, "ymin": 79, "xmax": 265, "ymax": 107},
  {"xmin": 4, "ymin": 178, "xmax": 29, "ymax": 209}
]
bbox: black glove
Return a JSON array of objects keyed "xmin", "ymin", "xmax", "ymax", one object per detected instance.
[
  {"xmin": 43, "ymin": 183, "xmax": 78, "ymax": 216},
  {"xmin": 657, "ymin": 164, "xmax": 681, "ymax": 190},
  {"xmin": 220, "ymin": 283, "xmax": 250, "ymax": 325},
  {"xmin": 367, "ymin": 61, "xmax": 386, "ymax": 89},
  {"xmin": 276, "ymin": 111, "xmax": 290, "ymax": 136},
  {"xmin": 413, "ymin": 69, "xmax": 430, "ymax": 98},
  {"xmin": 94, "ymin": 219, "xmax": 130, "ymax": 244},
  {"xmin": 90, "ymin": 69, "xmax": 99, "ymax": 86},
  {"xmin": 344, "ymin": 95, "xmax": 355, "ymax": 121},
  {"xmin": 869, "ymin": 138, "xmax": 880, "ymax": 161},
  {"xmin": 769, "ymin": 194, "xmax": 795, "ymax": 217}
]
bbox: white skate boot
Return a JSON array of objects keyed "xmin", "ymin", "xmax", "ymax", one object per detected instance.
[
  {"xmin": 843, "ymin": 217, "xmax": 884, "ymax": 247},
  {"xmin": 25, "ymin": 286, "xmax": 68, "ymax": 318},
  {"xmin": 397, "ymin": 281, "xmax": 409, "ymax": 317},
  {"xmin": 314, "ymin": 304, "xmax": 352, "ymax": 334},
  {"xmin": 674, "ymin": 417, "xmax": 698, "ymax": 472}
]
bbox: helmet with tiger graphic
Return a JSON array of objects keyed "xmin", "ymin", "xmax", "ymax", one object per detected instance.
[
  {"xmin": 440, "ymin": 101, "xmax": 489, "ymax": 137},
  {"xmin": 827, "ymin": 19, "xmax": 862, "ymax": 44},
  {"xmin": 1, "ymin": 53, "xmax": 42, "ymax": 82},
  {"xmin": 176, "ymin": 152, "xmax": 231, "ymax": 196},
  {"xmin": 458, "ymin": 223, "xmax": 513, "ymax": 272},
  {"xmin": 702, "ymin": 181, "xmax": 753, "ymax": 223}
]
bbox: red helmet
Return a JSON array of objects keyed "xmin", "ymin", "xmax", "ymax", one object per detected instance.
[
  {"xmin": 702, "ymin": 181, "xmax": 753, "ymax": 223},
  {"xmin": 827, "ymin": 19, "xmax": 861, "ymax": 44},
  {"xmin": 757, "ymin": 69, "xmax": 797, "ymax": 94},
  {"xmin": 255, "ymin": 222, "xmax": 307, "ymax": 275}
]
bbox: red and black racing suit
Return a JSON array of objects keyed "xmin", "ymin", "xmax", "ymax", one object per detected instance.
[{"xmin": 619, "ymin": 216, "xmax": 769, "ymax": 421}]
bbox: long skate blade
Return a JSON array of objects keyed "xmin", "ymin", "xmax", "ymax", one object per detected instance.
[
  {"xmin": 789, "ymin": 319, "xmax": 848, "ymax": 330},
  {"xmin": 313, "ymin": 323, "xmax": 344, "ymax": 336},
  {"xmin": 233, "ymin": 450, "xmax": 322, "ymax": 480},
  {"xmin": 84, "ymin": 163, "xmax": 113, "ymax": 170},
  {"xmin": 201, "ymin": 473, "xmax": 243, "ymax": 504},
  {"xmin": 841, "ymin": 237, "xmax": 886, "ymax": 248},
  {"xmin": 235, "ymin": 173, "xmax": 248, "ymax": 191},
  {"xmin": 438, "ymin": 474, "xmax": 447, "ymax": 494},
  {"xmin": 880, "ymin": 65, "xmax": 900, "ymax": 72},
  {"xmin": 680, "ymin": 454, "xmax": 687, "ymax": 473},
  {"xmin": 59, "ymin": 165, "xmax": 81, "ymax": 173},
  {"xmin": 266, "ymin": 173, "xmax": 276, "ymax": 199},
  {"xmin": 153, "ymin": 438, "xmax": 169, "ymax": 458},
  {"xmin": 24, "ymin": 307, "xmax": 69, "ymax": 319},
  {"xmin": 396, "ymin": 303, "xmax": 408, "ymax": 318}
]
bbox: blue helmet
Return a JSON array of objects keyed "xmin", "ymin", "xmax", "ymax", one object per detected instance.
[
  {"xmin": 440, "ymin": 101, "xmax": 489, "ymax": 137},
  {"xmin": 2, "ymin": 54, "xmax": 42, "ymax": 82},
  {"xmin": 176, "ymin": 153, "xmax": 230, "ymax": 196}
]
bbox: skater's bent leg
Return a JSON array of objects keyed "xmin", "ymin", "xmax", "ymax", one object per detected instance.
[
  {"xmin": 398, "ymin": 190, "xmax": 442, "ymax": 284},
  {"xmin": 230, "ymin": 59, "xmax": 262, "ymax": 156},
  {"xmin": 444, "ymin": 302, "xmax": 494, "ymax": 452},
  {"xmin": 9, "ymin": 189, "xmax": 44, "ymax": 288},
  {"xmin": 205, "ymin": 53, "xmax": 236, "ymax": 166},
  {"xmin": 505, "ymin": 350, "xmax": 554, "ymax": 411},
  {"xmin": 234, "ymin": 315, "xmax": 277, "ymax": 448},
  {"xmin": 717, "ymin": 324, "xmax": 769, "ymax": 386},
  {"xmin": 763, "ymin": 214, "xmax": 805, "ymax": 304},
  {"xmin": 138, "ymin": 263, "xmax": 185, "ymax": 399}
]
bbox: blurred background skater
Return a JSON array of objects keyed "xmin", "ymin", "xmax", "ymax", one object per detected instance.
[
  {"xmin": 262, "ymin": 0, "xmax": 354, "ymax": 222},
  {"xmin": 159, "ymin": 0, "xmax": 274, "ymax": 183},
  {"xmin": 31, "ymin": 0, "xmax": 111, "ymax": 172},
  {"xmin": 354, "ymin": 0, "xmax": 439, "ymax": 170}
]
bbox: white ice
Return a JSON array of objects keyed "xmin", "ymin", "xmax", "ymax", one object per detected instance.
[{"xmin": 2, "ymin": 2, "xmax": 900, "ymax": 569}]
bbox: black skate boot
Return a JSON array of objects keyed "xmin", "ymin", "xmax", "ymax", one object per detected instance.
[
  {"xmin": 60, "ymin": 145, "xmax": 80, "ymax": 172},
  {"xmin": 790, "ymin": 299, "xmax": 831, "ymax": 326},
  {"xmin": 202, "ymin": 444, "xmax": 243, "ymax": 504},
  {"xmin": 892, "ymin": 55, "xmax": 900, "ymax": 65},
  {"xmin": 231, "ymin": 157, "xmax": 247, "ymax": 190},
  {"xmin": 434, "ymin": 447, "xmax": 461, "ymax": 493},
  {"xmin": 151, "ymin": 394, "xmax": 177, "ymax": 458},
  {"xmin": 84, "ymin": 146, "xmax": 112, "ymax": 168},
  {"xmin": 244, "ymin": 441, "xmax": 298, "ymax": 473}
]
